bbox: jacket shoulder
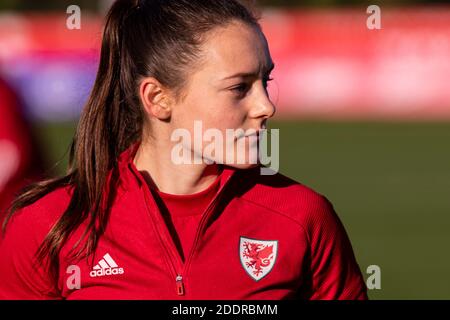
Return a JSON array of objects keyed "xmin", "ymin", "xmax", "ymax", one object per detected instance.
[
  {"xmin": 4, "ymin": 185, "xmax": 72, "ymax": 237},
  {"xmin": 0, "ymin": 185, "xmax": 72, "ymax": 298},
  {"xmin": 236, "ymin": 167, "xmax": 337, "ymax": 229}
]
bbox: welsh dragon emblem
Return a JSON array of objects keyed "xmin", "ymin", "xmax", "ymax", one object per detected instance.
[{"xmin": 240, "ymin": 237, "xmax": 278, "ymax": 281}]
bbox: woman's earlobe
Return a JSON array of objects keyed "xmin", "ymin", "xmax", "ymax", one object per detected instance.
[
  {"xmin": 151, "ymin": 99, "xmax": 172, "ymax": 120},
  {"xmin": 140, "ymin": 78, "xmax": 172, "ymax": 120}
]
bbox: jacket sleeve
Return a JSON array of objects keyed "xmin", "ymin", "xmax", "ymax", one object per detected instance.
[
  {"xmin": 0, "ymin": 207, "xmax": 60, "ymax": 300},
  {"xmin": 305, "ymin": 196, "xmax": 368, "ymax": 300}
]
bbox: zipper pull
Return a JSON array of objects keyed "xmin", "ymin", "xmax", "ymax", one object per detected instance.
[{"xmin": 176, "ymin": 275, "xmax": 185, "ymax": 296}]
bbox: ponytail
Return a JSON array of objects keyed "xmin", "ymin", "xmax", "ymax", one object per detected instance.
[
  {"xmin": 2, "ymin": 0, "xmax": 261, "ymax": 287},
  {"xmin": 3, "ymin": 0, "xmax": 144, "ymax": 285}
]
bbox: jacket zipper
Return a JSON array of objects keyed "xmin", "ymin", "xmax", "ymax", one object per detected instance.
[
  {"xmin": 181, "ymin": 192, "xmax": 223, "ymax": 282},
  {"xmin": 175, "ymin": 170, "xmax": 233, "ymax": 296},
  {"xmin": 135, "ymin": 164, "xmax": 234, "ymax": 296},
  {"xmin": 176, "ymin": 275, "xmax": 185, "ymax": 295},
  {"xmin": 173, "ymin": 184, "xmax": 226, "ymax": 296},
  {"xmin": 140, "ymin": 185, "xmax": 183, "ymax": 295}
]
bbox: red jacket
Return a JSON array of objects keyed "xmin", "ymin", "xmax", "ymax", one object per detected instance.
[{"xmin": 0, "ymin": 143, "xmax": 367, "ymax": 300}]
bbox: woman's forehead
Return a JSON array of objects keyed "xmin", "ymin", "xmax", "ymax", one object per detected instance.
[{"xmin": 199, "ymin": 22, "xmax": 273, "ymax": 80}]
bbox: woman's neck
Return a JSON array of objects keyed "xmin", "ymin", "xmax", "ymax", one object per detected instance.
[{"xmin": 133, "ymin": 139, "xmax": 222, "ymax": 195}]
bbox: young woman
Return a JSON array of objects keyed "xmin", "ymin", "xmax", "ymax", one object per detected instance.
[{"xmin": 0, "ymin": 0, "xmax": 367, "ymax": 300}]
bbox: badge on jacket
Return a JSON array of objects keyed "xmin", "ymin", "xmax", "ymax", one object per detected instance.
[{"xmin": 240, "ymin": 237, "xmax": 278, "ymax": 281}]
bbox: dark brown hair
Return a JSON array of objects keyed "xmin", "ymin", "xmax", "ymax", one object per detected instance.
[{"xmin": 2, "ymin": 0, "xmax": 261, "ymax": 287}]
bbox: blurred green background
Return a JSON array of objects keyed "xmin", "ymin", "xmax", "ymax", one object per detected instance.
[{"xmin": 33, "ymin": 120, "xmax": 450, "ymax": 299}]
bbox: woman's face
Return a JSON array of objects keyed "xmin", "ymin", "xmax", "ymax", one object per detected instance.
[{"xmin": 171, "ymin": 20, "xmax": 276, "ymax": 169}]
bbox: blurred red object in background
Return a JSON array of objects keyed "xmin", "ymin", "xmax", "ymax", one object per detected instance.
[
  {"xmin": 0, "ymin": 77, "xmax": 45, "ymax": 223},
  {"xmin": 2, "ymin": 9, "xmax": 450, "ymax": 121}
]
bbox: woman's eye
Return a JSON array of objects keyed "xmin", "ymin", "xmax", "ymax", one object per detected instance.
[
  {"xmin": 230, "ymin": 78, "xmax": 273, "ymax": 97},
  {"xmin": 232, "ymin": 83, "xmax": 250, "ymax": 95}
]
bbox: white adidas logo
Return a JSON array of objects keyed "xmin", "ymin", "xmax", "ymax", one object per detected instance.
[{"xmin": 89, "ymin": 253, "xmax": 125, "ymax": 278}]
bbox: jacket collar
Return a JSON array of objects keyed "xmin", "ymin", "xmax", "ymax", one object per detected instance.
[{"xmin": 117, "ymin": 141, "xmax": 237, "ymax": 194}]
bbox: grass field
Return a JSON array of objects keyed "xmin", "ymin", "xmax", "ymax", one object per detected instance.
[{"xmin": 33, "ymin": 120, "xmax": 450, "ymax": 299}]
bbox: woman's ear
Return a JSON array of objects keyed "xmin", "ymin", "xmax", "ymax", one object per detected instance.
[{"xmin": 139, "ymin": 77, "xmax": 173, "ymax": 120}]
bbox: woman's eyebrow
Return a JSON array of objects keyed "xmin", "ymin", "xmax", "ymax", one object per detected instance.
[{"xmin": 220, "ymin": 62, "xmax": 275, "ymax": 81}]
